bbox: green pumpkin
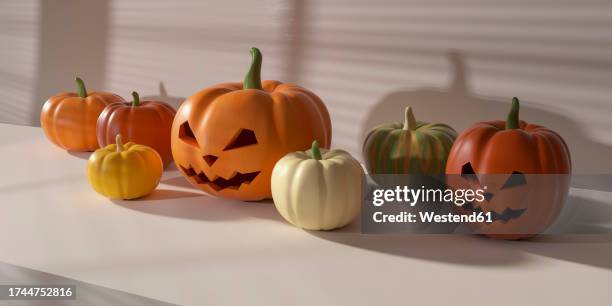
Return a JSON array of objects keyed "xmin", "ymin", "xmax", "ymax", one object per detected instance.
[{"xmin": 363, "ymin": 106, "xmax": 457, "ymax": 174}]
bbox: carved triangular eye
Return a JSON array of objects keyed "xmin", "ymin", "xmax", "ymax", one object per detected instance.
[
  {"xmin": 224, "ymin": 129, "xmax": 257, "ymax": 151},
  {"xmin": 501, "ymin": 171, "xmax": 526, "ymax": 189},
  {"xmin": 461, "ymin": 162, "xmax": 479, "ymax": 183},
  {"xmin": 179, "ymin": 121, "xmax": 199, "ymax": 147}
]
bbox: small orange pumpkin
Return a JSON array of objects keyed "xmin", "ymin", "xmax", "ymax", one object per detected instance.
[
  {"xmin": 96, "ymin": 91, "xmax": 176, "ymax": 166},
  {"xmin": 171, "ymin": 47, "xmax": 332, "ymax": 201},
  {"xmin": 40, "ymin": 77, "xmax": 125, "ymax": 151}
]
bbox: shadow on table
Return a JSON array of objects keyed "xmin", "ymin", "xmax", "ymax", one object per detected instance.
[
  {"xmin": 0, "ymin": 261, "xmax": 176, "ymax": 306},
  {"xmin": 161, "ymin": 176, "xmax": 195, "ymax": 190},
  {"xmin": 514, "ymin": 195, "xmax": 612, "ymax": 269},
  {"xmin": 141, "ymin": 82, "xmax": 185, "ymax": 110},
  {"xmin": 307, "ymin": 222, "xmax": 529, "ymax": 267},
  {"xmin": 308, "ymin": 194, "xmax": 612, "ymax": 269},
  {"xmin": 549, "ymin": 194, "xmax": 612, "ymax": 235},
  {"xmin": 111, "ymin": 188, "xmax": 283, "ymax": 223},
  {"xmin": 112, "ymin": 170, "xmax": 282, "ymax": 223},
  {"xmin": 123, "ymin": 171, "xmax": 612, "ymax": 269},
  {"xmin": 138, "ymin": 189, "xmax": 204, "ymax": 201},
  {"xmin": 68, "ymin": 151, "xmax": 92, "ymax": 160}
]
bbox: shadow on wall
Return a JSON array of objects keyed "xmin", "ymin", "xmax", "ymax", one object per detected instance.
[
  {"xmin": 360, "ymin": 51, "xmax": 612, "ymax": 174},
  {"xmin": 141, "ymin": 82, "xmax": 185, "ymax": 110},
  {"xmin": 307, "ymin": 193, "xmax": 612, "ymax": 269},
  {"xmin": 33, "ymin": 0, "xmax": 111, "ymax": 125}
]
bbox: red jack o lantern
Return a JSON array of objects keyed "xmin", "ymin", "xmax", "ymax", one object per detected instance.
[
  {"xmin": 446, "ymin": 97, "xmax": 571, "ymax": 239},
  {"xmin": 171, "ymin": 48, "xmax": 332, "ymax": 201}
]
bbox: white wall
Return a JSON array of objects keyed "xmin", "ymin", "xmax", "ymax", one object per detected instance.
[
  {"xmin": 0, "ymin": 0, "xmax": 39, "ymax": 125},
  {"xmin": 1, "ymin": 0, "xmax": 611, "ymax": 172},
  {"xmin": 297, "ymin": 0, "xmax": 612, "ymax": 173}
]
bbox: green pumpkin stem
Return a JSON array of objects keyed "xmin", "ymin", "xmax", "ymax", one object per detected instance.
[
  {"xmin": 131, "ymin": 91, "xmax": 140, "ymax": 107},
  {"xmin": 506, "ymin": 97, "xmax": 520, "ymax": 130},
  {"xmin": 243, "ymin": 47, "xmax": 263, "ymax": 90},
  {"xmin": 311, "ymin": 140, "xmax": 322, "ymax": 160},
  {"xmin": 403, "ymin": 106, "xmax": 417, "ymax": 131},
  {"xmin": 116, "ymin": 134, "xmax": 124, "ymax": 152},
  {"xmin": 75, "ymin": 77, "xmax": 87, "ymax": 98}
]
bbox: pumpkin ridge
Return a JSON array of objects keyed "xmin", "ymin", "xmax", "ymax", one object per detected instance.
[
  {"xmin": 45, "ymin": 99, "xmax": 62, "ymax": 148},
  {"xmin": 94, "ymin": 151, "xmax": 110, "ymax": 195},
  {"xmin": 535, "ymin": 129, "xmax": 571, "ymax": 174},
  {"xmin": 368, "ymin": 130, "xmax": 383, "ymax": 173},
  {"xmin": 84, "ymin": 98, "xmax": 94, "ymax": 149},
  {"xmin": 271, "ymin": 90, "xmax": 318, "ymax": 150},
  {"xmin": 264, "ymin": 80, "xmax": 285, "ymax": 92},
  {"xmin": 372, "ymin": 130, "xmax": 386, "ymax": 173},
  {"xmin": 458, "ymin": 125, "xmax": 498, "ymax": 174},
  {"xmin": 292, "ymin": 161, "xmax": 311, "ymax": 227},
  {"xmin": 392, "ymin": 130, "xmax": 404, "ymax": 173},
  {"xmin": 415, "ymin": 130, "xmax": 428, "ymax": 172},
  {"xmin": 365, "ymin": 115, "xmax": 455, "ymax": 174},
  {"xmin": 151, "ymin": 104, "xmax": 170, "ymax": 157},
  {"xmin": 380, "ymin": 131, "xmax": 397, "ymax": 173},
  {"xmin": 317, "ymin": 162, "xmax": 329, "ymax": 229},
  {"xmin": 283, "ymin": 157, "xmax": 301, "ymax": 222},
  {"xmin": 52, "ymin": 99, "xmax": 74, "ymax": 149},
  {"xmin": 281, "ymin": 86, "xmax": 332, "ymax": 147},
  {"xmin": 535, "ymin": 132, "xmax": 555, "ymax": 173}
]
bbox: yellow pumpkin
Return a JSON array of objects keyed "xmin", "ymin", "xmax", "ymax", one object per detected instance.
[{"xmin": 87, "ymin": 134, "xmax": 163, "ymax": 199}]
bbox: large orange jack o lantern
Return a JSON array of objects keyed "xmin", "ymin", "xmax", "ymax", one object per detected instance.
[
  {"xmin": 446, "ymin": 98, "xmax": 571, "ymax": 239},
  {"xmin": 171, "ymin": 48, "xmax": 332, "ymax": 201}
]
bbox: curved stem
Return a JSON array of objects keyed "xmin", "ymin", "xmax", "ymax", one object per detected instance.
[
  {"xmin": 116, "ymin": 134, "xmax": 124, "ymax": 152},
  {"xmin": 75, "ymin": 77, "xmax": 87, "ymax": 98},
  {"xmin": 311, "ymin": 140, "xmax": 322, "ymax": 160},
  {"xmin": 131, "ymin": 91, "xmax": 140, "ymax": 107},
  {"xmin": 506, "ymin": 97, "xmax": 520, "ymax": 130},
  {"xmin": 403, "ymin": 106, "xmax": 417, "ymax": 131},
  {"xmin": 243, "ymin": 47, "xmax": 263, "ymax": 90}
]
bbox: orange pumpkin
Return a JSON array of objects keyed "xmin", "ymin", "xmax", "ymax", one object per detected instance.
[
  {"xmin": 40, "ymin": 77, "xmax": 125, "ymax": 151},
  {"xmin": 97, "ymin": 91, "xmax": 176, "ymax": 166},
  {"xmin": 171, "ymin": 47, "xmax": 332, "ymax": 201},
  {"xmin": 446, "ymin": 97, "xmax": 571, "ymax": 239}
]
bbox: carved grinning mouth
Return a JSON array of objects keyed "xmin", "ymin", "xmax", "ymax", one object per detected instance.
[
  {"xmin": 459, "ymin": 201, "xmax": 526, "ymax": 223},
  {"xmin": 179, "ymin": 165, "xmax": 260, "ymax": 191},
  {"xmin": 458, "ymin": 163, "xmax": 528, "ymax": 223}
]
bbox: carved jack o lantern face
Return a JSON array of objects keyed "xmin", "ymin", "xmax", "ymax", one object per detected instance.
[
  {"xmin": 446, "ymin": 98, "xmax": 571, "ymax": 239},
  {"xmin": 170, "ymin": 48, "xmax": 332, "ymax": 201},
  {"xmin": 449, "ymin": 164, "xmax": 571, "ymax": 239},
  {"xmin": 173, "ymin": 91, "xmax": 286, "ymax": 200},
  {"xmin": 458, "ymin": 164, "xmax": 528, "ymax": 222},
  {"xmin": 179, "ymin": 122, "xmax": 260, "ymax": 190}
]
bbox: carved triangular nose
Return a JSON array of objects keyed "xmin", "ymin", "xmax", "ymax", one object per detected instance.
[{"xmin": 203, "ymin": 155, "xmax": 218, "ymax": 166}]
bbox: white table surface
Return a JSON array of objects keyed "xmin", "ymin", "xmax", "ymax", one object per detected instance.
[{"xmin": 0, "ymin": 123, "xmax": 611, "ymax": 306}]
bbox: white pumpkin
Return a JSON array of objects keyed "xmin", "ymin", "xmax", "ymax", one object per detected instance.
[{"xmin": 271, "ymin": 141, "xmax": 364, "ymax": 230}]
